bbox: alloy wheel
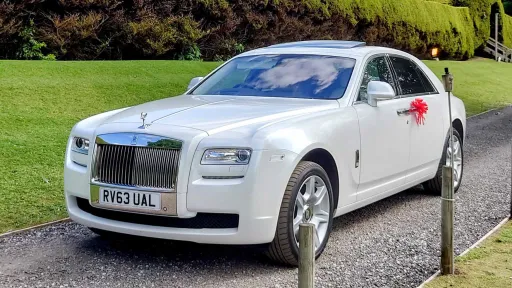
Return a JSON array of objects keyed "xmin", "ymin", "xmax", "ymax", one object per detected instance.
[
  {"xmin": 446, "ymin": 134, "xmax": 463, "ymax": 187},
  {"xmin": 292, "ymin": 175, "xmax": 331, "ymax": 250}
]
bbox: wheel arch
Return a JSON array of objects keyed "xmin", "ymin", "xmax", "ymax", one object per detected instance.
[
  {"xmin": 300, "ymin": 148, "xmax": 340, "ymax": 210},
  {"xmin": 453, "ymin": 118, "xmax": 464, "ymax": 144}
]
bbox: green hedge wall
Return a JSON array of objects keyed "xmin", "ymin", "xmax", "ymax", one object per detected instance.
[
  {"xmin": 299, "ymin": 0, "xmax": 475, "ymax": 59},
  {"xmin": 504, "ymin": 14, "xmax": 512, "ymax": 46},
  {"xmin": 0, "ymin": 0, "xmax": 501, "ymax": 60},
  {"xmin": 426, "ymin": 0, "xmax": 454, "ymax": 4},
  {"xmin": 454, "ymin": 0, "xmax": 512, "ymax": 49}
]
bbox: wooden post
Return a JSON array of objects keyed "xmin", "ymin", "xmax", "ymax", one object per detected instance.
[
  {"xmin": 298, "ymin": 223, "xmax": 315, "ymax": 288},
  {"xmin": 496, "ymin": 13, "xmax": 499, "ymax": 61},
  {"xmin": 441, "ymin": 166, "xmax": 454, "ymax": 275}
]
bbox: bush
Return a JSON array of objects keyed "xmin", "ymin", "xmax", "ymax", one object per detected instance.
[
  {"xmin": 0, "ymin": 2, "xmax": 22, "ymax": 59},
  {"xmin": 454, "ymin": 0, "xmax": 512, "ymax": 49},
  {"xmin": 425, "ymin": 0, "xmax": 454, "ymax": 4},
  {"xmin": 128, "ymin": 16, "xmax": 203, "ymax": 58},
  {"xmin": 503, "ymin": 14, "xmax": 512, "ymax": 46},
  {"xmin": 0, "ymin": 0, "xmax": 510, "ymax": 60},
  {"xmin": 16, "ymin": 20, "xmax": 56, "ymax": 60},
  {"xmin": 305, "ymin": 0, "xmax": 476, "ymax": 59},
  {"xmin": 503, "ymin": 0, "xmax": 512, "ymax": 15},
  {"xmin": 220, "ymin": 0, "xmax": 475, "ymax": 59}
]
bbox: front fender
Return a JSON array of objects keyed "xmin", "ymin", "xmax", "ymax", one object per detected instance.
[
  {"xmin": 252, "ymin": 107, "xmax": 361, "ymax": 211},
  {"xmin": 450, "ymin": 96, "xmax": 466, "ymax": 142}
]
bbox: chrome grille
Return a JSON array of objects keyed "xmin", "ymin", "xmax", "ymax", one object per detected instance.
[{"xmin": 92, "ymin": 144, "xmax": 180, "ymax": 190}]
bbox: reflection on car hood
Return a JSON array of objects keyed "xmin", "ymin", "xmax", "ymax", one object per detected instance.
[{"xmin": 105, "ymin": 95, "xmax": 339, "ymax": 134}]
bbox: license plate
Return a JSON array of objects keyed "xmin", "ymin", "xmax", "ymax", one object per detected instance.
[{"xmin": 98, "ymin": 187, "xmax": 161, "ymax": 211}]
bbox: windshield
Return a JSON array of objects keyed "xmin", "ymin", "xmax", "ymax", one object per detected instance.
[{"xmin": 190, "ymin": 54, "xmax": 356, "ymax": 99}]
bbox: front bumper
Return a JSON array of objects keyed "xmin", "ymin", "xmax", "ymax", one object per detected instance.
[
  {"xmin": 66, "ymin": 194, "xmax": 276, "ymax": 244},
  {"xmin": 64, "ymin": 125, "xmax": 298, "ymax": 244}
]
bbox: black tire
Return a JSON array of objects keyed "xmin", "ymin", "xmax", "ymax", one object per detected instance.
[
  {"xmin": 423, "ymin": 128, "xmax": 464, "ymax": 194},
  {"xmin": 266, "ymin": 161, "xmax": 334, "ymax": 266}
]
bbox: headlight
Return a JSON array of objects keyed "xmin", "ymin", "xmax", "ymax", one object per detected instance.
[
  {"xmin": 201, "ymin": 148, "xmax": 252, "ymax": 165},
  {"xmin": 72, "ymin": 137, "xmax": 90, "ymax": 155}
]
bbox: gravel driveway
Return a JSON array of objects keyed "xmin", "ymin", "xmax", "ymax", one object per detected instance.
[{"xmin": 1, "ymin": 107, "xmax": 511, "ymax": 288}]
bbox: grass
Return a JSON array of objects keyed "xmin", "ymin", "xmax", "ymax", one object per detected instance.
[
  {"xmin": 0, "ymin": 59, "xmax": 511, "ymax": 233},
  {"xmin": 426, "ymin": 221, "xmax": 512, "ymax": 288},
  {"xmin": 0, "ymin": 60, "xmax": 220, "ymax": 233},
  {"xmin": 425, "ymin": 59, "xmax": 512, "ymax": 116}
]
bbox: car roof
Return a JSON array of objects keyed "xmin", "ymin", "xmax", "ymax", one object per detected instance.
[
  {"xmin": 268, "ymin": 40, "xmax": 366, "ymax": 49},
  {"xmin": 237, "ymin": 41, "xmax": 410, "ymax": 60}
]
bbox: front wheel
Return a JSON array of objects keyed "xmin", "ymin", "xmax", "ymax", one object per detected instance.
[
  {"xmin": 266, "ymin": 161, "xmax": 334, "ymax": 266},
  {"xmin": 423, "ymin": 129, "xmax": 464, "ymax": 194}
]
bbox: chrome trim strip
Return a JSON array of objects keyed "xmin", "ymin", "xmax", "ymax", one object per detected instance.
[
  {"xmin": 202, "ymin": 176, "xmax": 244, "ymax": 179},
  {"xmin": 399, "ymin": 92, "xmax": 440, "ymax": 98},
  {"xmin": 72, "ymin": 161, "xmax": 87, "ymax": 168},
  {"xmin": 397, "ymin": 108, "xmax": 412, "ymax": 116},
  {"xmin": 95, "ymin": 133, "xmax": 182, "ymax": 149},
  {"xmin": 71, "ymin": 148, "xmax": 88, "ymax": 155},
  {"xmin": 90, "ymin": 180, "xmax": 174, "ymax": 193}
]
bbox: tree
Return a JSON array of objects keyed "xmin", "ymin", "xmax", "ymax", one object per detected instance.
[{"xmin": 504, "ymin": 0, "xmax": 512, "ymax": 16}]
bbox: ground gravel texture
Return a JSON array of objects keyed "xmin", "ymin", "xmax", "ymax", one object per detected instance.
[{"xmin": 1, "ymin": 107, "xmax": 511, "ymax": 288}]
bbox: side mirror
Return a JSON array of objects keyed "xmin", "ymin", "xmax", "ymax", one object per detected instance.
[
  {"xmin": 187, "ymin": 77, "xmax": 204, "ymax": 90},
  {"xmin": 367, "ymin": 81, "xmax": 396, "ymax": 107}
]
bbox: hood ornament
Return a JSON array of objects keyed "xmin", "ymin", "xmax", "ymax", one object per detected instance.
[
  {"xmin": 139, "ymin": 112, "xmax": 150, "ymax": 129},
  {"xmin": 131, "ymin": 135, "xmax": 138, "ymax": 145}
]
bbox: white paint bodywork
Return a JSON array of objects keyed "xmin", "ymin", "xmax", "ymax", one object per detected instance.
[{"xmin": 64, "ymin": 46, "xmax": 466, "ymax": 244}]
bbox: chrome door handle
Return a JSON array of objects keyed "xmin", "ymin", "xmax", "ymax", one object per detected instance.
[{"xmin": 397, "ymin": 108, "xmax": 411, "ymax": 116}]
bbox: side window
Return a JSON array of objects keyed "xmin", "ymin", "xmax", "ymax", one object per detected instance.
[
  {"xmin": 358, "ymin": 57, "xmax": 395, "ymax": 101},
  {"xmin": 389, "ymin": 56, "xmax": 436, "ymax": 95}
]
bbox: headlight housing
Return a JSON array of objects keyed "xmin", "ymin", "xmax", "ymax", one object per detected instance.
[
  {"xmin": 72, "ymin": 137, "xmax": 90, "ymax": 155},
  {"xmin": 201, "ymin": 148, "xmax": 252, "ymax": 165}
]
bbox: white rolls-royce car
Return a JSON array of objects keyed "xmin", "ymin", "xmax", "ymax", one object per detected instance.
[{"xmin": 65, "ymin": 41, "xmax": 466, "ymax": 265}]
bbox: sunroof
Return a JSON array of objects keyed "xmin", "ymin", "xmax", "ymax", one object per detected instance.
[{"xmin": 268, "ymin": 40, "xmax": 366, "ymax": 49}]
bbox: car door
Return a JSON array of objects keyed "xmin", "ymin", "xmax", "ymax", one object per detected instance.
[
  {"xmin": 388, "ymin": 56, "xmax": 445, "ymax": 184},
  {"xmin": 353, "ymin": 55, "xmax": 411, "ymax": 201}
]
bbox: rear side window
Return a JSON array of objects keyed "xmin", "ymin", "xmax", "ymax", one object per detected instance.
[{"xmin": 389, "ymin": 56, "xmax": 436, "ymax": 95}]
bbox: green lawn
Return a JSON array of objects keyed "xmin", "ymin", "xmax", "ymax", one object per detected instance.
[
  {"xmin": 425, "ymin": 59, "xmax": 512, "ymax": 116},
  {"xmin": 0, "ymin": 59, "xmax": 511, "ymax": 233},
  {"xmin": 426, "ymin": 221, "xmax": 512, "ymax": 288},
  {"xmin": 0, "ymin": 60, "xmax": 220, "ymax": 233}
]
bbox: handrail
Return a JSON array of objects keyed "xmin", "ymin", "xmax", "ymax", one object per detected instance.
[{"xmin": 487, "ymin": 39, "xmax": 509, "ymax": 50}]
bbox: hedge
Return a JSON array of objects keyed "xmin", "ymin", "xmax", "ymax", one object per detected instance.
[
  {"xmin": 299, "ymin": 0, "xmax": 475, "ymax": 59},
  {"xmin": 454, "ymin": 0, "xmax": 512, "ymax": 49},
  {"xmin": 504, "ymin": 15, "xmax": 512, "ymax": 47},
  {"xmin": 426, "ymin": 0, "xmax": 454, "ymax": 4},
  {"xmin": 0, "ymin": 0, "xmax": 507, "ymax": 61}
]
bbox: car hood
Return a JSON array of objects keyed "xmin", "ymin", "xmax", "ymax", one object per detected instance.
[{"xmin": 105, "ymin": 95, "xmax": 339, "ymax": 134}]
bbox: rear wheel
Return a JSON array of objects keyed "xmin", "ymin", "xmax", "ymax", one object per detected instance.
[
  {"xmin": 424, "ymin": 129, "xmax": 463, "ymax": 194},
  {"xmin": 266, "ymin": 161, "xmax": 334, "ymax": 266}
]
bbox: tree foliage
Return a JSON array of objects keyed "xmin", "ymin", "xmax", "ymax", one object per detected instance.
[{"xmin": 0, "ymin": 0, "xmax": 510, "ymax": 60}]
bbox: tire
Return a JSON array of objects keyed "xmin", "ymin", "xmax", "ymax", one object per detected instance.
[
  {"xmin": 423, "ymin": 128, "xmax": 464, "ymax": 194},
  {"xmin": 266, "ymin": 161, "xmax": 334, "ymax": 266}
]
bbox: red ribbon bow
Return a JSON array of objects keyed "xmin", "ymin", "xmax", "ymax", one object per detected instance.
[{"xmin": 410, "ymin": 98, "xmax": 428, "ymax": 125}]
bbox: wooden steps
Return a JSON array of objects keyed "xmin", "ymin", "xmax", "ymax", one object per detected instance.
[{"xmin": 484, "ymin": 38, "xmax": 512, "ymax": 62}]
